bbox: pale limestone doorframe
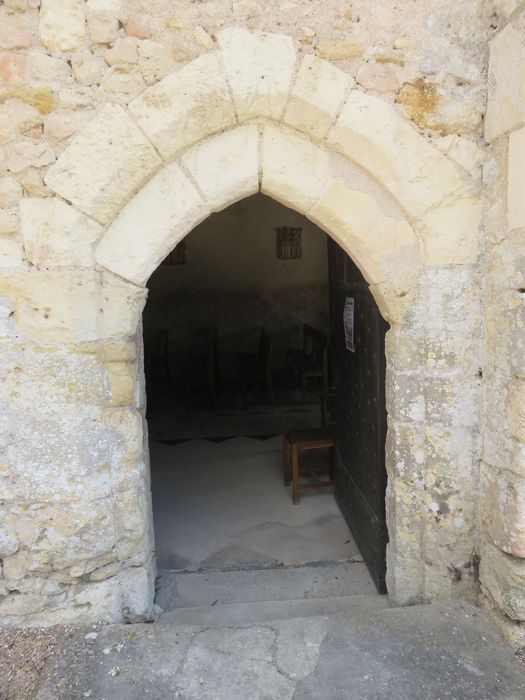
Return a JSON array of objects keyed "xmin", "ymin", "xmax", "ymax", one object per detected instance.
[{"xmin": 9, "ymin": 28, "xmax": 481, "ymax": 624}]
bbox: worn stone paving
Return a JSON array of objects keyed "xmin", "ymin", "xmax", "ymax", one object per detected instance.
[{"xmin": 33, "ymin": 601, "xmax": 525, "ymax": 700}]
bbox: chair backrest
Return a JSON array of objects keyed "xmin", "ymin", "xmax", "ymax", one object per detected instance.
[{"xmin": 303, "ymin": 324, "xmax": 328, "ymax": 369}]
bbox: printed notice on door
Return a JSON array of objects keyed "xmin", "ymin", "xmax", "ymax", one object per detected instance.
[{"xmin": 343, "ymin": 297, "xmax": 355, "ymax": 352}]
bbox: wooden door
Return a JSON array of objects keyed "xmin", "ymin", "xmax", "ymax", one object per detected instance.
[{"xmin": 328, "ymin": 238, "xmax": 389, "ymax": 593}]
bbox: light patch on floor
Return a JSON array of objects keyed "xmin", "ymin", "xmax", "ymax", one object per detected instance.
[{"xmin": 150, "ymin": 435, "xmax": 363, "ymax": 571}]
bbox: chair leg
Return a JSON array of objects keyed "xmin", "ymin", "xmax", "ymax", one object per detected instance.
[
  {"xmin": 283, "ymin": 433, "xmax": 291, "ymax": 486},
  {"xmin": 291, "ymin": 444, "xmax": 300, "ymax": 505}
]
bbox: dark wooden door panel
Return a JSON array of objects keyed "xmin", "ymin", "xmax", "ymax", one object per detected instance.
[{"xmin": 328, "ymin": 239, "xmax": 388, "ymax": 593}]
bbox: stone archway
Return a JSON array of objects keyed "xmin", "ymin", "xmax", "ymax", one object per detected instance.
[{"xmin": 2, "ymin": 28, "xmax": 482, "ymax": 625}]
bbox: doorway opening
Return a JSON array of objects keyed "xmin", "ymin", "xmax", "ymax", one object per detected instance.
[{"xmin": 142, "ymin": 193, "xmax": 388, "ymax": 611}]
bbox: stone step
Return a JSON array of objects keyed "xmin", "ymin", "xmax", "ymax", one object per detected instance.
[
  {"xmin": 156, "ymin": 561, "xmax": 377, "ymax": 610},
  {"xmin": 159, "ymin": 593, "xmax": 389, "ymax": 626}
]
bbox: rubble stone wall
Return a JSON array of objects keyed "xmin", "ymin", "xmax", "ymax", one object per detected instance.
[
  {"xmin": 0, "ymin": 0, "xmax": 517, "ymax": 637},
  {"xmin": 479, "ymin": 0, "xmax": 525, "ymax": 646}
]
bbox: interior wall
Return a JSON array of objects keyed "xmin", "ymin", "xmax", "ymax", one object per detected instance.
[{"xmin": 143, "ymin": 194, "xmax": 330, "ymax": 380}]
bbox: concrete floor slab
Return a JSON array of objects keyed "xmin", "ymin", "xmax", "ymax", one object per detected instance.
[
  {"xmin": 156, "ymin": 561, "xmax": 376, "ymax": 610},
  {"xmin": 151, "ymin": 436, "xmax": 362, "ymax": 573},
  {"xmin": 36, "ymin": 602, "xmax": 525, "ymax": 699}
]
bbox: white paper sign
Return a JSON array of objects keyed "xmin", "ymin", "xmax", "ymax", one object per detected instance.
[{"xmin": 343, "ymin": 297, "xmax": 355, "ymax": 352}]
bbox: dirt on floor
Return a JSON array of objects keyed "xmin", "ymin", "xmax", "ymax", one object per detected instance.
[{"xmin": 0, "ymin": 625, "xmax": 72, "ymax": 700}]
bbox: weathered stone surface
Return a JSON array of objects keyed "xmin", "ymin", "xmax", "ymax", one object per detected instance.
[
  {"xmin": 129, "ymin": 53, "xmax": 236, "ymax": 160},
  {"xmin": 261, "ymin": 125, "xmax": 333, "ymax": 213},
  {"xmin": 125, "ymin": 13, "xmax": 153, "ymax": 39},
  {"xmin": 0, "ymin": 16, "xmax": 32, "ymax": 50},
  {"xmin": 27, "ymin": 51, "xmax": 70, "ymax": 85},
  {"xmin": 182, "ymin": 125, "xmax": 259, "ymax": 212},
  {"xmin": 283, "ymin": 54, "xmax": 353, "ymax": 139},
  {"xmin": 327, "ymin": 91, "xmax": 465, "ymax": 218},
  {"xmin": 507, "ymin": 125, "xmax": 525, "ymax": 232},
  {"xmin": 485, "ymin": 22, "xmax": 525, "ymax": 142},
  {"xmin": 6, "ymin": 140, "xmax": 55, "ymax": 173},
  {"xmin": 138, "ymin": 40, "xmax": 174, "ymax": 85},
  {"xmin": 397, "ymin": 79, "xmax": 481, "ymax": 135},
  {"xmin": 420, "ymin": 196, "xmax": 481, "ymax": 265},
  {"xmin": 87, "ymin": 9, "xmax": 118, "ymax": 44},
  {"xmin": 356, "ymin": 61, "xmax": 399, "ymax": 92},
  {"xmin": 39, "ymin": 0, "xmax": 86, "ymax": 53},
  {"xmin": 44, "ymin": 104, "xmax": 162, "ymax": 224},
  {"xmin": 435, "ymin": 135, "xmax": 484, "ymax": 175},
  {"xmin": 482, "ymin": 465, "xmax": 525, "ymax": 558},
  {"xmin": 20, "ymin": 197, "xmax": 102, "ymax": 268},
  {"xmin": 71, "ymin": 49, "xmax": 106, "ymax": 85},
  {"xmin": 95, "ymin": 162, "xmax": 209, "ymax": 285},
  {"xmin": 315, "ymin": 40, "xmax": 364, "ymax": 60},
  {"xmin": 309, "ymin": 180, "xmax": 420, "ymax": 303},
  {"xmin": 480, "ymin": 538, "xmax": 525, "ymax": 621},
  {"xmin": 105, "ymin": 38, "xmax": 138, "ymax": 65},
  {"xmin": 2, "ymin": 270, "xmax": 147, "ymax": 344},
  {"xmin": 218, "ymin": 27, "xmax": 296, "ymax": 121},
  {"xmin": 508, "ymin": 378, "xmax": 525, "ymax": 442},
  {"xmin": 0, "ymin": 55, "xmax": 26, "ymax": 86}
]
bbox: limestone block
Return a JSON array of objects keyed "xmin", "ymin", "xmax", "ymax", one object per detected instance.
[
  {"xmin": 0, "ymin": 238, "xmax": 23, "ymax": 268},
  {"xmin": 39, "ymin": 0, "xmax": 86, "ymax": 53},
  {"xmin": 44, "ymin": 104, "xmax": 162, "ymax": 225},
  {"xmin": 385, "ymin": 370, "xmax": 426, "ymax": 423},
  {"xmin": 480, "ymin": 538, "xmax": 525, "ymax": 621},
  {"xmin": 105, "ymin": 38, "xmax": 138, "ymax": 66},
  {"xmin": 315, "ymin": 40, "xmax": 364, "ymax": 60},
  {"xmin": 0, "ymin": 54, "xmax": 26, "ymax": 86},
  {"xmin": 6, "ymin": 140, "xmax": 55, "ymax": 173},
  {"xmin": 101, "ymin": 66, "xmax": 144, "ymax": 95},
  {"xmin": 98, "ymin": 272, "xmax": 148, "ymax": 340},
  {"xmin": 128, "ymin": 53, "xmax": 236, "ymax": 160},
  {"xmin": 327, "ymin": 91, "xmax": 466, "ymax": 218},
  {"xmin": 44, "ymin": 113, "xmax": 77, "ymax": 141},
  {"xmin": 425, "ymin": 375, "xmax": 480, "ymax": 429},
  {"xmin": 508, "ymin": 378, "xmax": 525, "ymax": 442},
  {"xmin": 0, "ymin": 16, "xmax": 33, "ymax": 50},
  {"xmin": 27, "ymin": 51, "xmax": 70, "ymax": 85},
  {"xmin": 119, "ymin": 558, "xmax": 156, "ymax": 618},
  {"xmin": 2, "ymin": 270, "xmax": 146, "ymax": 344},
  {"xmin": 482, "ymin": 465, "xmax": 525, "ymax": 558},
  {"xmin": 485, "ymin": 23, "xmax": 525, "ymax": 142},
  {"xmin": 138, "ymin": 40, "xmax": 174, "ymax": 85},
  {"xmin": 218, "ymin": 27, "xmax": 296, "ymax": 121},
  {"xmin": 435, "ymin": 135, "xmax": 485, "ymax": 175},
  {"xmin": 356, "ymin": 61, "xmax": 399, "ymax": 93},
  {"xmin": 283, "ymin": 55, "xmax": 353, "ymax": 139},
  {"xmin": 508, "ymin": 126, "xmax": 525, "ymax": 232},
  {"xmin": 0, "ymin": 210, "xmax": 17, "ymax": 235},
  {"xmin": 71, "ymin": 49, "xmax": 106, "ymax": 85},
  {"xmin": 87, "ymin": 9, "xmax": 118, "ymax": 44},
  {"xmin": 12, "ymin": 347, "xmax": 107, "ymax": 411},
  {"xmin": 182, "ymin": 126, "xmax": 259, "ymax": 212},
  {"xmin": 20, "ymin": 197, "xmax": 101, "ymax": 268},
  {"xmin": 125, "ymin": 13, "xmax": 153, "ymax": 39},
  {"xmin": 95, "ymin": 162, "xmax": 209, "ymax": 285},
  {"xmin": 309, "ymin": 179, "xmax": 420, "ymax": 291},
  {"xmin": 261, "ymin": 125, "xmax": 334, "ymax": 214},
  {"xmin": 104, "ymin": 360, "xmax": 137, "ymax": 406},
  {"xmin": 420, "ymin": 196, "xmax": 481, "ymax": 265},
  {"xmin": 0, "ymin": 176, "xmax": 22, "ymax": 208}
]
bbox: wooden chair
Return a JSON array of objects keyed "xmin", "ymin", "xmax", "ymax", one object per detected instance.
[
  {"xmin": 283, "ymin": 393, "xmax": 337, "ymax": 504},
  {"xmin": 180, "ymin": 328, "xmax": 218, "ymax": 412},
  {"xmin": 286, "ymin": 324, "xmax": 329, "ymax": 402},
  {"xmin": 239, "ymin": 328, "xmax": 274, "ymax": 409}
]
